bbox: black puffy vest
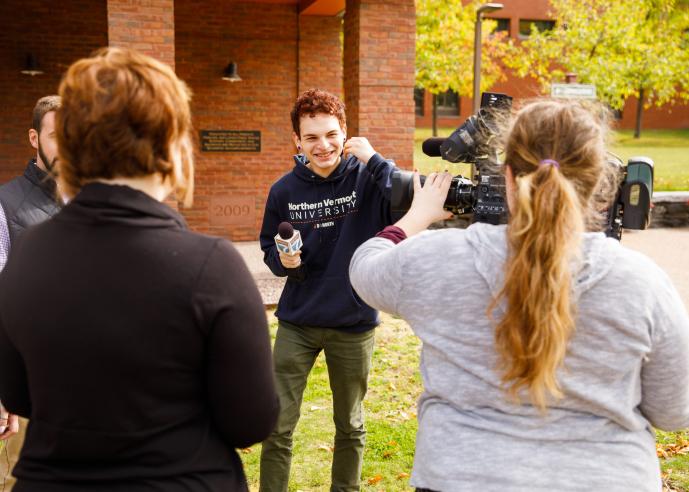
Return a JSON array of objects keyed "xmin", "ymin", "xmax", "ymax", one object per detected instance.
[{"xmin": 0, "ymin": 159, "xmax": 61, "ymax": 245}]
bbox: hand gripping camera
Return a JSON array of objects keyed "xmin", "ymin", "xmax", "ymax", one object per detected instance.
[{"xmin": 390, "ymin": 92, "xmax": 654, "ymax": 239}]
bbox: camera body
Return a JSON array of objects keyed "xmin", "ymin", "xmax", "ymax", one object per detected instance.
[
  {"xmin": 392, "ymin": 92, "xmax": 511, "ymax": 225},
  {"xmin": 391, "ymin": 92, "xmax": 654, "ymax": 238},
  {"xmin": 391, "ymin": 172, "xmax": 508, "ymax": 225},
  {"xmin": 605, "ymin": 156, "xmax": 654, "ymax": 240}
]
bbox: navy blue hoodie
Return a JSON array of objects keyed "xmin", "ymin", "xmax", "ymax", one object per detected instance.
[{"xmin": 259, "ymin": 152, "xmax": 395, "ymax": 332}]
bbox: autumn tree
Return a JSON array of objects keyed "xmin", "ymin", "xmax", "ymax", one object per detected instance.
[
  {"xmin": 415, "ymin": 0, "xmax": 515, "ymax": 134},
  {"xmin": 509, "ymin": 0, "xmax": 689, "ymax": 137}
]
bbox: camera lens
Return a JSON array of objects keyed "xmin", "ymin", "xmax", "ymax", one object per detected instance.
[{"xmin": 391, "ymin": 170, "xmax": 474, "ymax": 213}]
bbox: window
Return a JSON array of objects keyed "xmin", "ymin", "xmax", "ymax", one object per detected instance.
[
  {"xmin": 414, "ymin": 87, "xmax": 425, "ymax": 117},
  {"xmin": 491, "ymin": 18, "xmax": 510, "ymax": 35},
  {"xmin": 436, "ymin": 90, "xmax": 460, "ymax": 117},
  {"xmin": 519, "ymin": 19, "xmax": 555, "ymax": 38}
]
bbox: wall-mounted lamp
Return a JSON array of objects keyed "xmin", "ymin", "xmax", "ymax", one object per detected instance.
[
  {"xmin": 21, "ymin": 53, "xmax": 44, "ymax": 76},
  {"xmin": 222, "ymin": 62, "xmax": 242, "ymax": 82}
]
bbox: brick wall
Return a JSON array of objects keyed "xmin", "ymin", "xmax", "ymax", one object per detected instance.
[
  {"xmin": 342, "ymin": 1, "xmax": 361, "ymax": 137},
  {"xmin": 298, "ymin": 15, "xmax": 343, "ymax": 97},
  {"xmin": 0, "ymin": 0, "xmax": 108, "ymax": 183},
  {"xmin": 107, "ymin": 0, "xmax": 175, "ymax": 68},
  {"xmin": 175, "ymin": 1, "xmax": 301, "ymax": 241},
  {"xmin": 0, "ymin": 0, "xmax": 349, "ymax": 240},
  {"xmin": 618, "ymin": 98, "xmax": 689, "ymax": 131},
  {"xmin": 344, "ymin": 0, "xmax": 416, "ymax": 170},
  {"xmin": 0, "ymin": 0, "xmax": 420, "ymax": 241}
]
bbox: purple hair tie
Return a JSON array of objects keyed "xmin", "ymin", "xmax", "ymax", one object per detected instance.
[{"xmin": 539, "ymin": 159, "xmax": 560, "ymax": 168}]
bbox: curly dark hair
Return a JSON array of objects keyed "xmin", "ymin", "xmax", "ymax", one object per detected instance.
[{"xmin": 290, "ymin": 88, "xmax": 346, "ymax": 136}]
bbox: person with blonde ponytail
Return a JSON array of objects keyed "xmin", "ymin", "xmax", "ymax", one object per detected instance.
[{"xmin": 350, "ymin": 99, "xmax": 689, "ymax": 491}]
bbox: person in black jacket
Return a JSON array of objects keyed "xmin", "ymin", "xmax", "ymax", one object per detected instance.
[
  {"xmin": 0, "ymin": 46, "xmax": 279, "ymax": 492},
  {"xmin": 0, "ymin": 94, "xmax": 63, "ymax": 490},
  {"xmin": 258, "ymin": 89, "xmax": 396, "ymax": 492},
  {"xmin": 0, "ymin": 95, "xmax": 62, "ymax": 267}
]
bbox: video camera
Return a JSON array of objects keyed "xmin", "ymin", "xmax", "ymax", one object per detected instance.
[
  {"xmin": 604, "ymin": 154, "xmax": 654, "ymax": 240},
  {"xmin": 390, "ymin": 91, "xmax": 654, "ymax": 239},
  {"xmin": 392, "ymin": 92, "xmax": 511, "ymax": 225}
]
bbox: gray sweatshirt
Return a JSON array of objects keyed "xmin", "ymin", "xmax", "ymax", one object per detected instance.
[{"xmin": 350, "ymin": 223, "xmax": 689, "ymax": 492}]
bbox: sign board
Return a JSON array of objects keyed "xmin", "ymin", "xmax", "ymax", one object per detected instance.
[
  {"xmin": 200, "ymin": 130, "xmax": 261, "ymax": 152},
  {"xmin": 551, "ymin": 83, "xmax": 597, "ymax": 99},
  {"xmin": 209, "ymin": 196, "xmax": 255, "ymax": 226}
]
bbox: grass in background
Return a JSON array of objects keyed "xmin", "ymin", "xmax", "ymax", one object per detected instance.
[
  {"xmin": 611, "ymin": 129, "xmax": 689, "ymax": 191},
  {"xmin": 414, "ymin": 127, "xmax": 473, "ymax": 179},
  {"xmin": 243, "ymin": 311, "xmax": 689, "ymax": 491},
  {"xmin": 414, "ymin": 127, "xmax": 689, "ymax": 191}
]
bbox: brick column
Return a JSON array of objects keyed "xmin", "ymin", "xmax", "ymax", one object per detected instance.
[
  {"xmin": 343, "ymin": 0, "xmax": 415, "ymax": 169},
  {"xmin": 107, "ymin": 0, "xmax": 175, "ymax": 69},
  {"xmin": 107, "ymin": 0, "xmax": 177, "ymax": 208},
  {"xmin": 298, "ymin": 15, "xmax": 343, "ymax": 98}
]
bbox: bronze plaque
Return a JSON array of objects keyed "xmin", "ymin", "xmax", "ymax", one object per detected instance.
[
  {"xmin": 209, "ymin": 196, "xmax": 255, "ymax": 226},
  {"xmin": 200, "ymin": 130, "xmax": 261, "ymax": 152}
]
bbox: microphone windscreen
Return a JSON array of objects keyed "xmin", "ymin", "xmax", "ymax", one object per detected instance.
[
  {"xmin": 278, "ymin": 221, "xmax": 294, "ymax": 239},
  {"xmin": 422, "ymin": 137, "xmax": 445, "ymax": 157}
]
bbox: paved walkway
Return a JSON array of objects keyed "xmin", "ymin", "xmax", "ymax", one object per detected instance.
[
  {"xmin": 619, "ymin": 227, "xmax": 689, "ymax": 306},
  {"xmin": 237, "ymin": 227, "xmax": 689, "ymax": 309},
  {"xmin": 233, "ymin": 242, "xmax": 284, "ymax": 307}
]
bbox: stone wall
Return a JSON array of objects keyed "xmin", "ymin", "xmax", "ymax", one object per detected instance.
[{"xmin": 650, "ymin": 192, "xmax": 689, "ymax": 228}]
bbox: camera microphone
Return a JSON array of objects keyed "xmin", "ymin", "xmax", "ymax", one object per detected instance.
[
  {"xmin": 275, "ymin": 221, "xmax": 302, "ymax": 256},
  {"xmin": 421, "ymin": 137, "xmax": 446, "ymax": 157}
]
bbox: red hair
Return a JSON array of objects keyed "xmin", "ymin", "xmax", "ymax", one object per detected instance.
[
  {"xmin": 290, "ymin": 88, "xmax": 346, "ymax": 136},
  {"xmin": 56, "ymin": 47, "xmax": 195, "ymax": 206}
]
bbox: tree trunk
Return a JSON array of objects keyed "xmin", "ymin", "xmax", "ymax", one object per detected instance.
[
  {"xmin": 432, "ymin": 93, "xmax": 438, "ymax": 137},
  {"xmin": 634, "ymin": 87, "xmax": 645, "ymax": 139}
]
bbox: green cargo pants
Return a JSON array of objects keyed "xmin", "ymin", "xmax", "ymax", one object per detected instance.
[{"xmin": 259, "ymin": 321, "xmax": 375, "ymax": 492}]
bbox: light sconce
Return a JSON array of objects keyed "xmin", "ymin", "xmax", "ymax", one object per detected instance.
[
  {"xmin": 21, "ymin": 53, "xmax": 44, "ymax": 76},
  {"xmin": 222, "ymin": 62, "xmax": 242, "ymax": 82}
]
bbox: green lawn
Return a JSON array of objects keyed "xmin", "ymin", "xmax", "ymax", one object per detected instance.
[
  {"xmin": 612, "ymin": 129, "xmax": 689, "ymax": 191},
  {"xmin": 242, "ymin": 311, "xmax": 689, "ymax": 491},
  {"xmin": 658, "ymin": 430, "xmax": 689, "ymax": 491},
  {"xmin": 414, "ymin": 127, "xmax": 689, "ymax": 191}
]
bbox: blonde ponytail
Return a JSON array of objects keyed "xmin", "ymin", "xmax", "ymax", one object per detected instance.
[{"xmin": 491, "ymin": 100, "xmax": 610, "ymax": 410}]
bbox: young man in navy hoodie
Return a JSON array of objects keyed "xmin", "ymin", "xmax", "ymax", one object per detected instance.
[{"xmin": 259, "ymin": 89, "xmax": 396, "ymax": 491}]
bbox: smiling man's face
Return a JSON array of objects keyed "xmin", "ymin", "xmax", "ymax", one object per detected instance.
[{"xmin": 294, "ymin": 113, "xmax": 346, "ymax": 178}]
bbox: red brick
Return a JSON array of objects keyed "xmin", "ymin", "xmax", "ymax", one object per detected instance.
[
  {"xmin": 0, "ymin": 0, "xmax": 108, "ymax": 183},
  {"xmin": 107, "ymin": 0, "xmax": 175, "ymax": 68},
  {"xmin": 344, "ymin": 0, "xmax": 415, "ymax": 170}
]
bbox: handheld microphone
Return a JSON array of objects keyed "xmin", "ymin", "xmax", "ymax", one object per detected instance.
[
  {"xmin": 421, "ymin": 137, "xmax": 445, "ymax": 157},
  {"xmin": 275, "ymin": 222, "xmax": 302, "ymax": 256}
]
